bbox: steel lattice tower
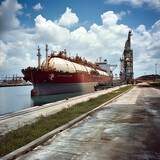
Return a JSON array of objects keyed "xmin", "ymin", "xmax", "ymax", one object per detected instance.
[{"xmin": 120, "ymin": 30, "xmax": 134, "ymax": 84}]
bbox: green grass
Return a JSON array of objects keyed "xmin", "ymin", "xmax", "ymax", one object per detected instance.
[{"xmin": 0, "ymin": 85, "xmax": 133, "ymax": 157}]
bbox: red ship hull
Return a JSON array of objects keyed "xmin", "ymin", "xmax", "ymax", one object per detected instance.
[{"xmin": 22, "ymin": 70, "xmax": 112, "ymax": 96}]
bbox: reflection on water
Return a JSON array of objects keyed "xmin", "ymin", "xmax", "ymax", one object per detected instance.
[
  {"xmin": 31, "ymin": 92, "xmax": 83, "ymax": 106},
  {"xmin": 0, "ymin": 85, "xmax": 84, "ymax": 115}
]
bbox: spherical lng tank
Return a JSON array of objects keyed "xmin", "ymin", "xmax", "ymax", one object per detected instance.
[{"xmin": 42, "ymin": 57, "xmax": 96, "ymax": 74}]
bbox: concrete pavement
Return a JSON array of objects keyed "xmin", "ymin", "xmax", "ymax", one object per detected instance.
[{"xmin": 16, "ymin": 83, "xmax": 160, "ymax": 160}]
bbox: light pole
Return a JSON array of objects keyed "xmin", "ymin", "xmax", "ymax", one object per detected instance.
[{"xmin": 155, "ymin": 64, "xmax": 157, "ymax": 75}]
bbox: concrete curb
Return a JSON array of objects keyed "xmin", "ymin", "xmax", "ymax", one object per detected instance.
[{"xmin": 2, "ymin": 86, "xmax": 133, "ymax": 160}]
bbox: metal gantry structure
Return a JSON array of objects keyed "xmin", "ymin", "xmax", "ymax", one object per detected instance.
[
  {"xmin": 120, "ymin": 30, "xmax": 134, "ymax": 84},
  {"xmin": 0, "ymin": 75, "xmax": 24, "ymax": 84}
]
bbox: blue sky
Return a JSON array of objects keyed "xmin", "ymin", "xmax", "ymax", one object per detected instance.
[
  {"xmin": 18, "ymin": 0, "xmax": 160, "ymax": 30},
  {"xmin": 0, "ymin": 0, "xmax": 160, "ymax": 78}
]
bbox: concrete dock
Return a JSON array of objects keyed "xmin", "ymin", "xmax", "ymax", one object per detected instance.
[
  {"xmin": 0, "ymin": 85, "xmax": 127, "ymax": 136},
  {"xmin": 12, "ymin": 83, "xmax": 160, "ymax": 160}
]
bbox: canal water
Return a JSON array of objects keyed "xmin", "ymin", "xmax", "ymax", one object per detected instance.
[{"xmin": 0, "ymin": 85, "xmax": 84, "ymax": 115}]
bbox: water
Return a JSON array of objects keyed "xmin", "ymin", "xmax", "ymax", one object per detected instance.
[{"xmin": 0, "ymin": 85, "xmax": 84, "ymax": 115}]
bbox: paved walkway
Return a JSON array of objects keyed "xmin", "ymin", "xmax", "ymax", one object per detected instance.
[{"xmin": 17, "ymin": 83, "xmax": 160, "ymax": 160}]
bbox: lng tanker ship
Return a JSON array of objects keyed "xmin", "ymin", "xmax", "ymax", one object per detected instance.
[{"xmin": 22, "ymin": 45, "xmax": 115, "ymax": 96}]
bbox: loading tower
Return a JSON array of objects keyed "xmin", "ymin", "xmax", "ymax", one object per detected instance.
[{"xmin": 120, "ymin": 30, "xmax": 134, "ymax": 84}]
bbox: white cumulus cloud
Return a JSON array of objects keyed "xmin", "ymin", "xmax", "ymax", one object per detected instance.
[
  {"xmin": 34, "ymin": 15, "xmax": 70, "ymax": 43},
  {"xmin": 0, "ymin": 40, "xmax": 7, "ymax": 66},
  {"xmin": 58, "ymin": 7, "xmax": 79, "ymax": 27},
  {"xmin": 33, "ymin": 3, "xmax": 43, "ymax": 11},
  {"xmin": 105, "ymin": 0, "xmax": 160, "ymax": 11},
  {"xmin": 0, "ymin": 0, "xmax": 22, "ymax": 34},
  {"xmin": 116, "ymin": 10, "xmax": 131, "ymax": 20},
  {"xmin": 101, "ymin": 11, "xmax": 118, "ymax": 27}
]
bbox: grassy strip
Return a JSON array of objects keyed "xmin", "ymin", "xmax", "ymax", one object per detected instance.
[{"xmin": 0, "ymin": 85, "xmax": 133, "ymax": 157}]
